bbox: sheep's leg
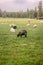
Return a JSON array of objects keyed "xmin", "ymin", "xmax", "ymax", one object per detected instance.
[{"xmin": 25, "ymin": 34, "xmax": 27, "ymax": 37}]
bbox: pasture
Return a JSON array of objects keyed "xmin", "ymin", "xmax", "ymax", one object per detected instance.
[{"xmin": 0, "ymin": 18, "xmax": 43, "ymax": 65}]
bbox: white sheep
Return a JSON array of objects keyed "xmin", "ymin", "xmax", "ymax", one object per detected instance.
[
  {"xmin": 33, "ymin": 24, "xmax": 37, "ymax": 28},
  {"xmin": 10, "ymin": 28, "xmax": 15, "ymax": 32},
  {"xmin": 9, "ymin": 24, "xmax": 17, "ymax": 29},
  {"xmin": 26, "ymin": 23, "xmax": 30, "ymax": 26},
  {"xmin": 26, "ymin": 21, "xmax": 30, "ymax": 26}
]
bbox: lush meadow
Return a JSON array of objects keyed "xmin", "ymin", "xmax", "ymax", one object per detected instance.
[{"xmin": 0, "ymin": 18, "xmax": 43, "ymax": 65}]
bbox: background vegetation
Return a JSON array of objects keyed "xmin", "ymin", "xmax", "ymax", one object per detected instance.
[{"xmin": 0, "ymin": 0, "xmax": 43, "ymax": 18}]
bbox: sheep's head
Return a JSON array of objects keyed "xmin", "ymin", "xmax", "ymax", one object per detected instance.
[{"xmin": 17, "ymin": 34, "xmax": 19, "ymax": 37}]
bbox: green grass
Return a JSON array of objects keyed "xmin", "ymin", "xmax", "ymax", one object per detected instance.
[{"xmin": 0, "ymin": 18, "xmax": 43, "ymax": 65}]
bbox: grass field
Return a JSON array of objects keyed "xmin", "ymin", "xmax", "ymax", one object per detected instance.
[{"xmin": 0, "ymin": 18, "xmax": 43, "ymax": 65}]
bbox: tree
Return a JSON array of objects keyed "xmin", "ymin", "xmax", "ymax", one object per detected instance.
[
  {"xmin": 0, "ymin": 9, "xmax": 2, "ymax": 17},
  {"xmin": 34, "ymin": 7, "xmax": 37, "ymax": 18},
  {"xmin": 27, "ymin": 8, "xmax": 29, "ymax": 18},
  {"xmin": 2, "ymin": 11, "xmax": 7, "ymax": 17},
  {"xmin": 29, "ymin": 9, "xmax": 34, "ymax": 18},
  {"xmin": 38, "ymin": 0, "xmax": 42, "ymax": 17}
]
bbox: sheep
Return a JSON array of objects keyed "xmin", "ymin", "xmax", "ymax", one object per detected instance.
[
  {"xmin": 17, "ymin": 30, "xmax": 27, "ymax": 37},
  {"xmin": 9, "ymin": 24, "xmax": 17, "ymax": 29},
  {"xmin": 33, "ymin": 24, "xmax": 37, "ymax": 28},
  {"xmin": 10, "ymin": 28, "xmax": 15, "ymax": 32},
  {"xmin": 26, "ymin": 23, "xmax": 30, "ymax": 26},
  {"xmin": 26, "ymin": 21, "xmax": 30, "ymax": 26}
]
